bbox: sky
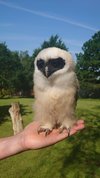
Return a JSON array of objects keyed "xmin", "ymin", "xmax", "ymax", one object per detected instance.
[{"xmin": 0, "ymin": 0, "xmax": 100, "ymax": 58}]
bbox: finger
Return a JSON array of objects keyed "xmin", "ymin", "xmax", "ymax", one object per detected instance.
[
  {"xmin": 55, "ymin": 123, "xmax": 85, "ymax": 141},
  {"xmin": 76, "ymin": 119, "xmax": 84, "ymax": 124},
  {"xmin": 70, "ymin": 123, "xmax": 85, "ymax": 135},
  {"xmin": 72, "ymin": 122, "xmax": 85, "ymax": 131}
]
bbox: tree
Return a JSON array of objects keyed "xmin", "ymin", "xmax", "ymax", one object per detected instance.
[
  {"xmin": 18, "ymin": 51, "xmax": 33, "ymax": 96},
  {"xmin": 0, "ymin": 35, "xmax": 68, "ymax": 97},
  {"xmin": 0, "ymin": 43, "xmax": 21, "ymax": 96},
  {"xmin": 76, "ymin": 31, "xmax": 100, "ymax": 98},
  {"xmin": 0, "ymin": 43, "xmax": 33, "ymax": 97},
  {"xmin": 41, "ymin": 35, "xmax": 68, "ymax": 50},
  {"xmin": 32, "ymin": 35, "xmax": 68, "ymax": 61}
]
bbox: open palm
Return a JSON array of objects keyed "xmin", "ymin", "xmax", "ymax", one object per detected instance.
[{"xmin": 22, "ymin": 120, "xmax": 85, "ymax": 150}]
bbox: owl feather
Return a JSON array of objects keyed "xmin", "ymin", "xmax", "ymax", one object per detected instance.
[{"xmin": 34, "ymin": 47, "xmax": 79, "ymax": 136}]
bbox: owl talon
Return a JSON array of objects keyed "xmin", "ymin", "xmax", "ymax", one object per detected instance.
[
  {"xmin": 45, "ymin": 129, "xmax": 51, "ymax": 136},
  {"xmin": 38, "ymin": 127, "xmax": 51, "ymax": 136},
  {"xmin": 37, "ymin": 128, "xmax": 44, "ymax": 134},
  {"xmin": 59, "ymin": 127, "xmax": 65, "ymax": 133},
  {"xmin": 59, "ymin": 126, "xmax": 71, "ymax": 136},
  {"xmin": 67, "ymin": 127, "xmax": 71, "ymax": 137}
]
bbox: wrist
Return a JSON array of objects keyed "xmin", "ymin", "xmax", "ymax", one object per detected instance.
[
  {"xmin": 19, "ymin": 131, "xmax": 30, "ymax": 152},
  {"xmin": 0, "ymin": 133, "xmax": 25, "ymax": 160},
  {"xmin": 17, "ymin": 132, "xmax": 27, "ymax": 152}
]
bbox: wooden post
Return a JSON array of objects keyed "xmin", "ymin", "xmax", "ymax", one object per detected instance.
[{"xmin": 9, "ymin": 102, "xmax": 23, "ymax": 135}]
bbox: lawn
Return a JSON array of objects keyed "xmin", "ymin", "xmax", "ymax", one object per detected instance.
[{"xmin": 0, "ymin": 98, "xmax": 100, "ymax": 178}]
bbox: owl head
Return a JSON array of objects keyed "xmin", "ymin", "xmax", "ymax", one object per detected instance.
[{"xmin": 34, "ymin": 47, "xmax": 75, "ymax": 80}]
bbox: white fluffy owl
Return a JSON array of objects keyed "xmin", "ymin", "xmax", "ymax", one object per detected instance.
[{"xmin": 34, "ymin": 47, "xmax": 79, "ymax": 135}]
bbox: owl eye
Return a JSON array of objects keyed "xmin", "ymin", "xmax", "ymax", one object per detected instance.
[
  {"xmin": 49, "ymin": 57, "xmax": 65, "ymax": 69},
  {"xmin": 37, "ymin": 59, "xmax": 45, "ymax": 69}
]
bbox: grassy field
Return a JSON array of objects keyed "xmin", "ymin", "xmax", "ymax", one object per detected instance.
[{"xmin": 0, "ymin": 98, "xmax": 100, "ymax": 178}]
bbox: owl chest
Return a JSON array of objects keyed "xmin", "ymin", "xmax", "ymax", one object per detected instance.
[{"xmin": 43, "ymin": 88, "xmax": 66, "ymax": 111}]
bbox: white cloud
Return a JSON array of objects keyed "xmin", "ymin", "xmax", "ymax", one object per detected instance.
[{"xmin": 0, "ymin": 0, "xmax": 98, "ymax": 32}]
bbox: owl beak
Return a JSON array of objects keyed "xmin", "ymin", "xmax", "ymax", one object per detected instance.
[
  {"xmin": 44, "ymin": 66, "xmax": 54, "ymax": 78},
  {"xmin": 44, "ymin": 66, "xmax": 51, "ymax": 78},
  {"xmin": 44, "ymin": 64, "xmax": 55, "ymax": 78},
  {"xmin": 45, "ymin": 66, "xmax": 48, "ymax": 77}
]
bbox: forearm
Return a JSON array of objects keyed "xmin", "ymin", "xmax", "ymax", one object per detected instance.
[{"xmin": 0, "ymin": 133, "xmax": 24, "ymax": 160}]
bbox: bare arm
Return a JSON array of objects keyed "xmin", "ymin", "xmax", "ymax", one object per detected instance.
[
  {"xmin": 0, "ymin": 120, "xmax": 84, "ymax": 160},
  {"xmin": 0, "ymin": 134, "xmax": 23, "ymax": 159}
]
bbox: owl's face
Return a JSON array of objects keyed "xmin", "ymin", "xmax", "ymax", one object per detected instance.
[
  {"xmin": 36, "ymin": 57, "xmax": 65, "ymax": 78},
  {"xmin": 34, "ymin": 47, "xmax": 75, "ymax": 80}
]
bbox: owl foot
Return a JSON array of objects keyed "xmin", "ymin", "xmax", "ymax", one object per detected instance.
[
  {"xmin": 38, "ymin": 127, "xmax": 52, "ymax": 136},
  {"xmin": 67, "ymin": 127, "xmax": 71, "ymax": 137},
  {"xmin": 59, "ymin": 126, "xmax": 71, "ymax": 136}
]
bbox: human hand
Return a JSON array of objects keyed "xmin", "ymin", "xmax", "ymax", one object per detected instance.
[
  {"xmin": 21, "ymin": 120, "xmax": 85, "ymax": 151},
  {"xmin": 0, "ymin": 120, "xmax": 84, "ymax": 160}
]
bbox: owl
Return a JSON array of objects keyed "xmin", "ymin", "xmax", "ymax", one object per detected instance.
[{"xmin": 34, "ymin": 47, "xmax": 79, "ymax": 136}]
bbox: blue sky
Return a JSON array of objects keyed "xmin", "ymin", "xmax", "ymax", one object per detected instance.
[{"xmin": 0, "ymin": 0, "xmax": 100, "ymax": 58}]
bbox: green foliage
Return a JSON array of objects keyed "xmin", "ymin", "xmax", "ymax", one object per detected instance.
[
  {"xmin": 41, "ymin": 34, "xmax": 68, "ymax": 50},
  {"xmin": 18, "ymin": 51, "xmax": 33, "ymax": 96},
  {"xmin": 0, "ymin": 43, "xmax": 33, "ymax": 97},
  {"xmin": 1, "ymin": 32, "xmax": 100, "ymax": 98},
  {"xmin": 76, "ymin": 31, "xmax": 100, "ymax": 98},
  {"xmin": 0, "ymin": 43, "xmax": 13, "ymax": 90},
  {"xmin": 0, "ymin": 98, "xmax": 100, "ymax": 178},
  {"xmin": 0, "ymin": 35, "xmax": 67, "ymax": 97},
  {"xmin": 32, "ymin": 34, "xmax": 68, "ymax": 61}
]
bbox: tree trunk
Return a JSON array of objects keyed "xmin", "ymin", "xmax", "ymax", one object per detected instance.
[{"xmin": 9, "ymin": 102, "xmax": 23, "ymax": 135}]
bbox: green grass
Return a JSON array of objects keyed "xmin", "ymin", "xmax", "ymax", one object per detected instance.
[{"xmin": 0, "ymin": 98, "xmax": 100, "ymax": 178}]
